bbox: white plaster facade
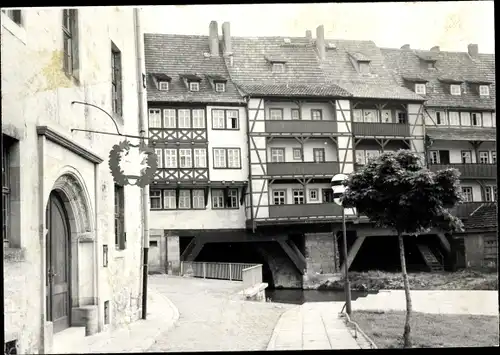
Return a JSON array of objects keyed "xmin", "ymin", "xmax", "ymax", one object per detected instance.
[{"xmin": 2, "ymin": 7, "xmax": 146, "ymax": 354}]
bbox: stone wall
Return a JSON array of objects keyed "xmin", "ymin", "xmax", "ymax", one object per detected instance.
[
  {"xmin": 464, "ymin": 233, "xmax": 498, "ymax": 269},
  {"xmin": 256, "ymin": 242, "xmax": 302, "ymax": 289},
  {"xmin": 304, "ymin": 232, "xmax": 337, "ymax": 275}
]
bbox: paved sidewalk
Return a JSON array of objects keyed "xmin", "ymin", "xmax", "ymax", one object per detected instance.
[
  {"xmin": 69, "ymin": 288, "xmax": 179, "ymax": 353},
  {"xmin": 267, "ymin": 302, "xmax": 361, "ymax": 350}
]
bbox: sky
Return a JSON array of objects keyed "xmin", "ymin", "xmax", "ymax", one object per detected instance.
[{"xmin": 140, "ymin": 1, "xmax": 495, "ymax": 53}]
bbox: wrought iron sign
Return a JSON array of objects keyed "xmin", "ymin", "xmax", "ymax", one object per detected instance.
[{"xmin": 70, "ymin": 101, "xmax": 158, "ymax": 187}]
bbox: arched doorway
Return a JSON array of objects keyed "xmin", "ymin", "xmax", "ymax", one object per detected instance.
[{"xmin": 46, "ymin": 191, "xmax": 72, "ymax": 333}]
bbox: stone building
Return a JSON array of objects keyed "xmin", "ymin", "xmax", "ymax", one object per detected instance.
[{"xmin": 2, "ymin": 7, "xmax": 147, "ymax": 354}]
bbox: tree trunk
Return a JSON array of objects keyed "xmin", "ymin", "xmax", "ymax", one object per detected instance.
[
  {"xmin": 398, "ymin": 233, "xmax": 412, "ymax": 348},
  {"xmin": 333, "ymin": 232, "xmax": 340, "ymax": 272}
]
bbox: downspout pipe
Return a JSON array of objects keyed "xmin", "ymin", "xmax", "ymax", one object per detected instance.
[{"xmin": 133, "ymin": 7, "xmax": 150, "ymax": 320}]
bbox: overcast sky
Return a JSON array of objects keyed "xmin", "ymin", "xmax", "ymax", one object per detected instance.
[{"xmin": 141, "ymin": 1, "xmax": 495, "ymax": 53}]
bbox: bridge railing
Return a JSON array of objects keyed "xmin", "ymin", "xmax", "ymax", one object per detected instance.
[
  {"xmin": 180, "ymin": 261, "xmax": 260, "ymax": 282},
  {"xmin": 242, "ymin": 264, "xmax": 263, "ymax": 290}
]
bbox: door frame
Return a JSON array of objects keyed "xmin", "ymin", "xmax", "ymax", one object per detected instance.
[{"xmin": 46, "ymin": 191, "xmax": 72, "ymax": 333}]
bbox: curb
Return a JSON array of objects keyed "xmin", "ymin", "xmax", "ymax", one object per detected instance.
[
  {"xmin": 341, "ymin": 312, "xmax": 378, "ymax": 349},
  {"xmin": 266, "ymin": 305, "xmax": 301, "ymax": 350}
]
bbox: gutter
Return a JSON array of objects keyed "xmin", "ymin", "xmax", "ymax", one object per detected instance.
[{"xmin": 133, "ymin": 7, "xmax": 150, "ymax": 320}]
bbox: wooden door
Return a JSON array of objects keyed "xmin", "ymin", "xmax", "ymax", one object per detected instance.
[{"xmin": 46, "ymin": 192, "xmax": 71, "ymax": 333}]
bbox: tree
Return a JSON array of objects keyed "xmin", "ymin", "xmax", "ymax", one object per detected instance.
[{"xmin": 341, "ymin": 150, "xmax": 464, "ymax": 348}]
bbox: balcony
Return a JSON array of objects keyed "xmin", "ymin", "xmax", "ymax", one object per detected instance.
[
  {"xmin": 266, "ymin": 161, "xmax": 339, "ymax": 177},
  {"xmin": 269, "ymin": 203, "xmax": 344, "ymax": 218},
  {"xmin": 265, "ymin": 120, "xmax": 337, "ymax": 134},
  {"xmin": 352, "ymin": 122, "xmax": 410, "ymax": 137},
  {"xmin": 429, "ymin": 163, "xmax": 497, "ymax": 179}
]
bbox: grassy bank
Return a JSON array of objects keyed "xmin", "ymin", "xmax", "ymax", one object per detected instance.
[
  {"xmin": 351, "ymin": 310, "xmax": 499, "ymax": 348},
  {"xmin": 313, "ymin": 269, "xmax": 498, "ymax": 291}
]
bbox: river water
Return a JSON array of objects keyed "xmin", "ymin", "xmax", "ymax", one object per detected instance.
[{"xmin": 265, "ymin": 288, "xmax": 378, "ymax": 305}]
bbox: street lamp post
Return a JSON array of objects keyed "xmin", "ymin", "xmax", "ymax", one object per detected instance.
[{"xmin": 331, "ymin": 174, "xmax": 352, "ymax": 316}]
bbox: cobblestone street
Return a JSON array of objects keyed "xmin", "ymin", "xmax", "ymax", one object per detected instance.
[{"xmin": 147, "ymin": 275, "xmax": 295, "ymax": 352}]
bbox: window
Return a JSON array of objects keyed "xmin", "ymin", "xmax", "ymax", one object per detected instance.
[
  {"xmin": 479, "ymin": 151, "xmax": 489, "ymax": 164},
  {"xmin": 178, "ymin": 190, "xmax": 191, "ymax": 209},
  {"xmin": 2, "ymin": 9, "xmax": 22, "ymax": 26},
  {"xmin": 355, "ymin": 150, "xmax": 366, "ymax": 165},
  {"xmin": 429, "ymin": 151, "xmax": 440, "ymax": 164},
  {"xmin": 359, "ymin": 62, "xmax": 370, "ymax": 74},
  {"xmin": 150, "ymin": 190, "xmax": 162, "ymax": 210},
  {"xmin": 62, "ymin": 9, "xmax": 79, "ymax": 77},
  {"xmin": 450, "ymin": 84, "xmax": 461, "ymax": 96},
  {"xmin": 461, "ymin": 151, "xmax": 472, "ymax": 164},
  {"xmin": 366, "ymin": 150, "xmax": 380, "ymax": 162},
  {"xmin": 165, "ymin": 149, "xmax": 177, "ymax": 168},
  {"xmin": 163, "ymin": 190, "xmax": 176, "ymax": 209},
  {"xmin": 178, "ymin": 109, "xmax": 191, "ymax": 128},
  {"xmin": 479, "ymin": 85, "xmax": 490, "ymax": 96},
  {"xmin": 293, "ymin": 148, "xmax": 302, "ymax": 160},
  {"xmin": 111, "ymin": 42, "xmax": 122, "ymax": 116},
  {"xmin": 435, "ymin": 111, "xmax": 447, "ymax": 125},
  {"xmin": 272, "ymin": 63, "xmax": 285, "ymax": 73},
  {"xmin": 273, "ymin": 190, "xmax": 286, "ymax": 205},
  {"xmin": 380, "ymin": 110, "xmax": 392, "ymax": 123},
  {"xmin": 471, "ymin": 113, "xmax": 481, "ymax": 127},
  {"xmin": 227, "ymin": 149, "xmax": 241, "ymax": 168},
  {"xmin": 448, "ymin": 111, "xmax": 460, "ymax": 126},
  {"xmin": 226, "ymin": 110, "xmax": 239, "ymax": 129},
  {"xmin": 227, "ymin": 189, "xmax": 238, "ymax": 208},
  {"xmin": 313, "ymin": 148, "xmax": 325, "ymax": 162},
  {"xmin": 2, "ymin": 137, "xmax": 11, "ymax": 243},
  {"xmin": 159, "ymin": 81, "xmax": 169, "ymax": 91},
  {"xmin": 311, "ymin": 109, "xmax": 323, "ymax": 121},
  {"xmin": 415, "ymin": 83, "xmax": 426, "ymax": 95},
  {"xmin": 364, "ymin": 109, "xmax": 378, "ymax": 123},
  {"xmin": 114, "ymin": 184, "xmax": 125, "ymax": 249},
  {"xmin": 484, "ymin": 186, "xmax": 494, "ymax": 202},
  {"xmin": 192, "ymin": 109, "xmax": 205, "ymax": 129},
  {"xmin": 352, "ymin": 109, "xmax": 363, "ymax": 122},
  {"xmin": 148, "ymin": 109, "xmax": 162, "ymax": 128},
  {"xmin": 163, "ymin": 109, "xmax": 176, "ymax": 128},
  {"xmin": 460, "ymin": 112, "xmax": 471, "ymax": 126},
  {"xmin": 213, "ymin": 149, "xmax": 226, "ymax": 168},
  {"xmin": 269, "ymin": 109, "xmax": 283, "ymax": 120},
  {"xmin": 291, "ymin": 109, "xmax": 300, "ymax": 120},
  {"xmin": 212, "ymin": 189, "xmax": 224, "ymax": 209},
  {"xmin": 270, "ymin": 148, "xmax": 285, "ymax": 163},
  {"xmin": 189, "ymin": 82, "xmax": 200, "ymax": 91},
  {"xmin": 179, "ymin": 149, "xmax": 192, "ymax": 168},
  {"xmin": 212, "ymin": 109, "xmax": 225, "ymax": 129},
  {"xmin": 215, "ymin": 82, "xmax": 226, "ymax": 92},
  {"xmin": 461, "ymin": 187, "xmax": 473, "ymax": 202},
  {"xmin": 193, "ymin": 149, "xmax": 207, "ymax": 168},
  {"xmin": 491, "ymin": 151, "xmax": 496, "ymax": 164},
  {"xmin": 192, "ymin": 189, "xmax": 205, "ymax": 209},
  {"xmin": 397, "ymin": 111, "xmax": 407, "ymax": 124},
  {"xmin": 309, "ymin": 189, "xmax": 319, "ymax": 202},
  {"xmin": 155, "ymin": 149, "xmax": 164, "ymax": 168},
  {"xmin": 322, "ymin": 189, "xmax": 334, "ymax": 203},
  {"xmin": 292, "ymin": 189, "xmax": 305, "ymax": 205}
]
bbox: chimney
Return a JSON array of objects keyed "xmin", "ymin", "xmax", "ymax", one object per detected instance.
[
  {"xmin": 316, "ymin": 25, "xmax": 325, "ymax": 60},
  {"xmin": 209, "ymin": 21, "xmax": 219, "ymax": 56},
  {"xmin": 468, "ymin": 43, "xmax": 479, "ymax": 57},
  {"xmin": 222, "ymin": 22, "xmax": 232, "ymax": 55},
  {"xmin": 305, "ymin": 30, "xmax": 312, "ymax": 40},
  {"xmin": 430, "ymin": 46, "xmax": 440, "ymax": 52},
  {"xmin": 401, "ymin": 44, "xmax": 410, "ymax": 50}
]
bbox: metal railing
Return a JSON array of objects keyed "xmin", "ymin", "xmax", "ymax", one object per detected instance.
[
  {"xmin": 242, "ymin": 264, "xmax": 263, "ymax": 290},
  {"xmin": 180, "ymin": 261, "xmax": 260, "ymax": 282}
]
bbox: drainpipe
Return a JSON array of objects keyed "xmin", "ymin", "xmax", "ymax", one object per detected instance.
[
  {"xmin": 93, "ymin": 163, "xmax": 101, "ymax": 331},
  {"xmin": 133, "ymin": 7, "xmax": 150, "ymax": 320}
]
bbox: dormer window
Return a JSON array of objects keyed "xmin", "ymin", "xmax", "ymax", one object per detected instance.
[
  {"xmin": 272, "ymin": 63, "xmax": 285, "ymax": 73},
  {"xmin": 450, "ymin": 84, "xmax": 461, "ymax": 96},
  {"xmin": 479, "ymin": 85, "xmax": 490, "ymax": 96},
  {"xmin": 215, "ymin": 82, "xmax": 226, "ymax": 92},
  {"xmin": 158, "ymin": 81, "xmax": 169, "ymax": 91},
  {"xmin": 415, "ymin": 83, "xmax": 426, "ymax": 95},
  {"xmin": 428, "ymin": 62, "xmax": 435, "ymax": 69},
  {"xmin": 189, "ymin": 82, "xmax": 200, "ymax": 92},
  {"xmin": 359, "ymin": 62, "xmax": 370, "ymax": 74}
]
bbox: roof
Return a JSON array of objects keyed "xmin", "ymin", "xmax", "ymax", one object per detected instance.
[
  {"xmin": 426, "ymin": 127, "xmax": 497, "ymax": 141},
  {"xmin": 237, "ymin": 83, "xmax": 351, "ymax": 98},
  {"xmin": 151, "ymin": 73, "xmax": 172, "ymax": 81},
  {"xmin": 381, "ymin": 47, "xmax": 496, "ymax": 110},
  {"xmin": 319, "ymin": 39, "xmax": 425, "ymax": 101},
  {"xmin": 463, "ymin": 203, "xmax": 498, "ymax": 231},
  {"xmin": 144, "ymin": 34, "xmax": 245, "ymax": 104}
]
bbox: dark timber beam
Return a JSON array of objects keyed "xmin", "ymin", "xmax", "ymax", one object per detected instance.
[
  {"xmin": 340, "ymin": 235, "xmax": 366, "ymax": 271},
  {"xmin": 436, "ymin": 232, "xmax": 451, "ymax": 254},
  {"xmin": 184, "ymin": 240, "xmax": 206, "ymax": 261},
  {"xmin": 278, "ymin": 240, "xmax": 306, "ymax": 275},
  {"xmin": 287, "ymin": 240, "xmax": 306, "ymax": 268}
]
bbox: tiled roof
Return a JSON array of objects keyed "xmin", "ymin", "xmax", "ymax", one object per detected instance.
[
  {"xmin": 144, "ymin": 34, "xmax": 245, "ymax": 104},
  {"xmin": 237, "ymin": 83, "xmax": 351, "ymax": 97},
  {"xmin": 426, "ymin": 127, "xmax": 497, "ymax": 141},
  {"xmin": 319, "ymin": 39, "xmax": 424, "ymax": 101},
  {"xmin": 463, "ymin": 203, "xmax": 498, "ymax": 231},
  {"xmin": 381, "ymin": 47, "xmax": 496, "ymax": 110}
]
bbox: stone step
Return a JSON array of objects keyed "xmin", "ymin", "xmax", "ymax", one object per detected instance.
[{"xmin": 51, "ymin": 326, "xmax": 86, "ymax": 354}]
